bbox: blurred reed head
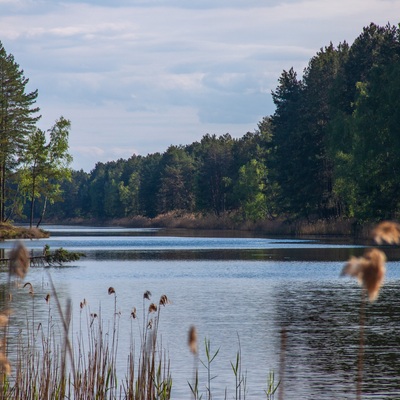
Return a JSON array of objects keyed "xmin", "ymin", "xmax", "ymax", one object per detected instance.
[
  {"xmin": 0, "ymin": 314, "xmax": 8, "ymax": 328},
  {"xmin": 341, "ymin": 248, "xmax": 386, "ymax": 301},
  {"xmin": 188, "ymin": 325, "xmax": 197, "ymax": 355},
  {"xmin": 9, "ymin": 241, "xmax": 29, "ymax": 279},
  {"xmin": 372, "ymin": 221, "xmax": 400, "ymax": 245},
  {"xmin": 148, "ymin": 303, "xmax": 157, "ymax": 313},
  {"xmin": 108, "ymin": 287, "xmax": 115, "ymax": 295},
  {"xmin": 143, "ymin": 290, "xmax": 152, "ymax": 300},
  {"xmin": 159, "ymin": 294, "xmax": 171, "ymax": 306},
  {"xmin": 131, "ymin": 307, "xmax": 137, "ymax": 319}
]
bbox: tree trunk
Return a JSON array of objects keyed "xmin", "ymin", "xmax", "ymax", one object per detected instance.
[
  {"xmin": 36, "ymin": 196, "xmax": 47, "ymax": 228},
  {"xmin": 29, "ymin": 172, "xmax": 36, "ymax": 228}
]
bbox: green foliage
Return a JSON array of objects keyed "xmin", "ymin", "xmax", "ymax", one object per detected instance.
[
  {"xmin": 20, "ymin": 117, "xmax": 73, "ymax": 227},
  {"xmin": 234, "ymin": 159, "xmax": 269, "ymax": 221}
]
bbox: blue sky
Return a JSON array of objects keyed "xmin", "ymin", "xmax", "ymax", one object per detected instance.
[{"xmin": 0, "ymin": 0, "xmax": 399, "ymax": 171}]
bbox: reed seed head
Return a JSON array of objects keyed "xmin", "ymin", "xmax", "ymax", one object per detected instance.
[
  {"xmin": 108, "ymin": 287, "xmax": 115, "ymax": 295},
  {"xmin": 23, "ymin": 282, "xmax": 34, "ymax": 296},
  {"xmin": 0, "ymin": 315, "xmax": 8, "ymax": 328},
  {"xmin": 8, "ymin": 241, "xmax": 29, "ymax": 279},
  {"xmin": 131, "ymin": 307, "xmax": 137, "ymax": 319},
  {"xmin": 341, "ymin": 248, "xmax": 386, "ymax": 301},
  {"xmin": 188, "ymin": 325, "xmax": 198, "ymax": 355},
  {"xmin": 45, "ymin": 294, "xmax": 50, "ymax": 303},
  {"xmin": 372, "ymin": 221, "xmax": 400, "ymax": 245},
  {"xmin": 91, "ymin": 313, "xmax": 98, "ymax": 318},
  {"xmin": 159, "ymin": 294, "xmax": 171, "ymax": 306},
  {"xmin": 80, "ymin": 298, "xmax": 87, "ymax": 309},
  {"xmin": 143, "ymin": 290, "xmax": 152, "ymax": 300},
  {"xmin": 148, "ymin": 303, "xmax": 157, "ymax": 313}
]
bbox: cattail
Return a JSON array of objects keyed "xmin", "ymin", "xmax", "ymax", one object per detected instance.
[
  {"xmin": 131, "ymin": 307, "xmax": 137, "ymax": 319},
  {"xmin": 372, "ymin": 221, "xmax": 400, "ymax": 244},
  {"xmin": 341, "ymin": 248, "xmax": 386, "ymax": 301},
  {"xmin": 143, "ymin": 290, "xmax": 152, "ymax": 300},
  {"xmin": 148, "ymin": 303, "xmax": 157, "ymax": 313},
  {"xmin": 8, "ymin": 241, "xmax": 29, "ymax": 279},
  {"xmin": 188, "ymin": 325, "xmax": 198, "ymax": 355},
  {"xmin": 159, "ymin": 294, "xmax": 171, "ymax": 306},
  {"xmin": 108, "ymin": 287, "xmax": 115, "ymax": 295}
]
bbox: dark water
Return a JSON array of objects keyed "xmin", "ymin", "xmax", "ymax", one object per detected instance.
[{"xmin": 1, "ymin": 226, "xmax": 400, "ymax": 399}]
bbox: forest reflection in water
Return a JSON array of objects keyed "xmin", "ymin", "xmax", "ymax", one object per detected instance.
[{"xmin": 0, "ymin": 227, "xmax": 399, "ymax": 398}]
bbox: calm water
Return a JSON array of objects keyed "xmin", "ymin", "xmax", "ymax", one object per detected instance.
[{"xmin": 1, "ymin": 226, "xmax": 400, "ymax": 399}]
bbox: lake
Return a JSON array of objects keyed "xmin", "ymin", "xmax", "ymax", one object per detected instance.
[{"xmin": 1, "ymin": 226, "xmax": 400, "ymax": 399}]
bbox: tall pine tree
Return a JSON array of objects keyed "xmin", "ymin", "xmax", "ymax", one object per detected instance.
[{"xmin": 0, "ymin": 41, "xmax": 40, "ymax": 222}]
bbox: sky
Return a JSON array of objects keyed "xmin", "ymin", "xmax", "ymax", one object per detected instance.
[{"xmin": 0, "ymin": 0, "xmax": 399, "ymax": 171}]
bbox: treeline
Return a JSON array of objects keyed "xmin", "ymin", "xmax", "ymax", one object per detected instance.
[
  {"xmin": 46, "ymin": 22, "xmax": 400, "ymax": 224},
  {"xmin": 47, "ymin": 129, "xmax": 273, "ymax": 222}
]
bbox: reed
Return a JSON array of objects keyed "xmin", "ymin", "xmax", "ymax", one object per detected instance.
[
  {"xmin": 340, "ymin": 220, "xmax": 397, "ymax": 399},
  {"xmin": 0, "ymin": 243, "xmax": 175, "ymax": 399}
]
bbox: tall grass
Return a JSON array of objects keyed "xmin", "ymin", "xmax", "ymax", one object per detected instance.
[
  {"xmin": 0, "ymin": 244, "xmax": 175, "ymax": 399},
  {"xmin": 2, "ymin": 246, "xmax": 282, "ymax": 399}
]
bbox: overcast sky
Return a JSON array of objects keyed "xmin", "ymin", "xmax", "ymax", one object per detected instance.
[{"xmin": 0, "ymin": 0, "xmax": 399, "ymax": 171}]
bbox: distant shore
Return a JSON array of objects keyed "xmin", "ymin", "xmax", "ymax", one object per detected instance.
[{"xmin": 47, "ymin": 212, "xmax": 376, "ymax": 240}]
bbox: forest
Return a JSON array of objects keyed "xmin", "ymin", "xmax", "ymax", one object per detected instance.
[{"xmin": 3, "ymin": 22, "xmax": 400, "ymax": 227}]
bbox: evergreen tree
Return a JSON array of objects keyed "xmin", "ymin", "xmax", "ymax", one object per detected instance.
[{"xmin": 0, "ymin": 41, "xmax": 40, "ymax": 222}]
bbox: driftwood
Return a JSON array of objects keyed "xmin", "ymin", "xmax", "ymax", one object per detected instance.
[{"xmin": 0, "ymin": 245, "xmax": 85, "ymax": 268}]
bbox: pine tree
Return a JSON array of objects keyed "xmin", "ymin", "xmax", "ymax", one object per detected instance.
[{"xmin": 0, "ymin": 41, "xmax": 40, "ymax": 222}]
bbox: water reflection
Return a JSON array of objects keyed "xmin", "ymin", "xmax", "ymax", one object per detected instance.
[
  {"xmin": 1, "ymin": 227, "xmax": 400, "ymax": 398},
  {"xmin": 274, "ymin": 281, "xmax": 400, "ymax": 399}
]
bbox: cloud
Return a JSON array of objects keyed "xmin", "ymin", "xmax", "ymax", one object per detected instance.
[{"xmin": 1, "ymin": 0, "xmax": 399, "ymax": 170}]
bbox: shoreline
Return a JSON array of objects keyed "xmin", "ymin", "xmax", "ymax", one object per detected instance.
[
  {"xmin": 0, "ymin": 222, "xmax": 49, "ymax": 241},
  {"xmin": 43, "ymin": 213, "xmax": 376, "ymax": 240}
]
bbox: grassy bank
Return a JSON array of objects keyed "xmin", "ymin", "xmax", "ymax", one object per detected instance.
[{"xmin": 0, "ymin": 222, "xmax": 49, "ymax": 240}]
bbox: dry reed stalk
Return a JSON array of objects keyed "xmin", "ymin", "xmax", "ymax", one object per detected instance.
[
  {"xmin": 2, "ymin": 279, "xmax": 173, "ymax": 399},
  {"xmin": 188, "ymin": 325, "xmax": 199, "ymax": 400},
  {"xmin": 341, "ymin": 242, "xmax": 387, "ymax": 400},
  {"xmin": 278, "ymin": 327, "xmax": 286, "ymax": 400}
]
